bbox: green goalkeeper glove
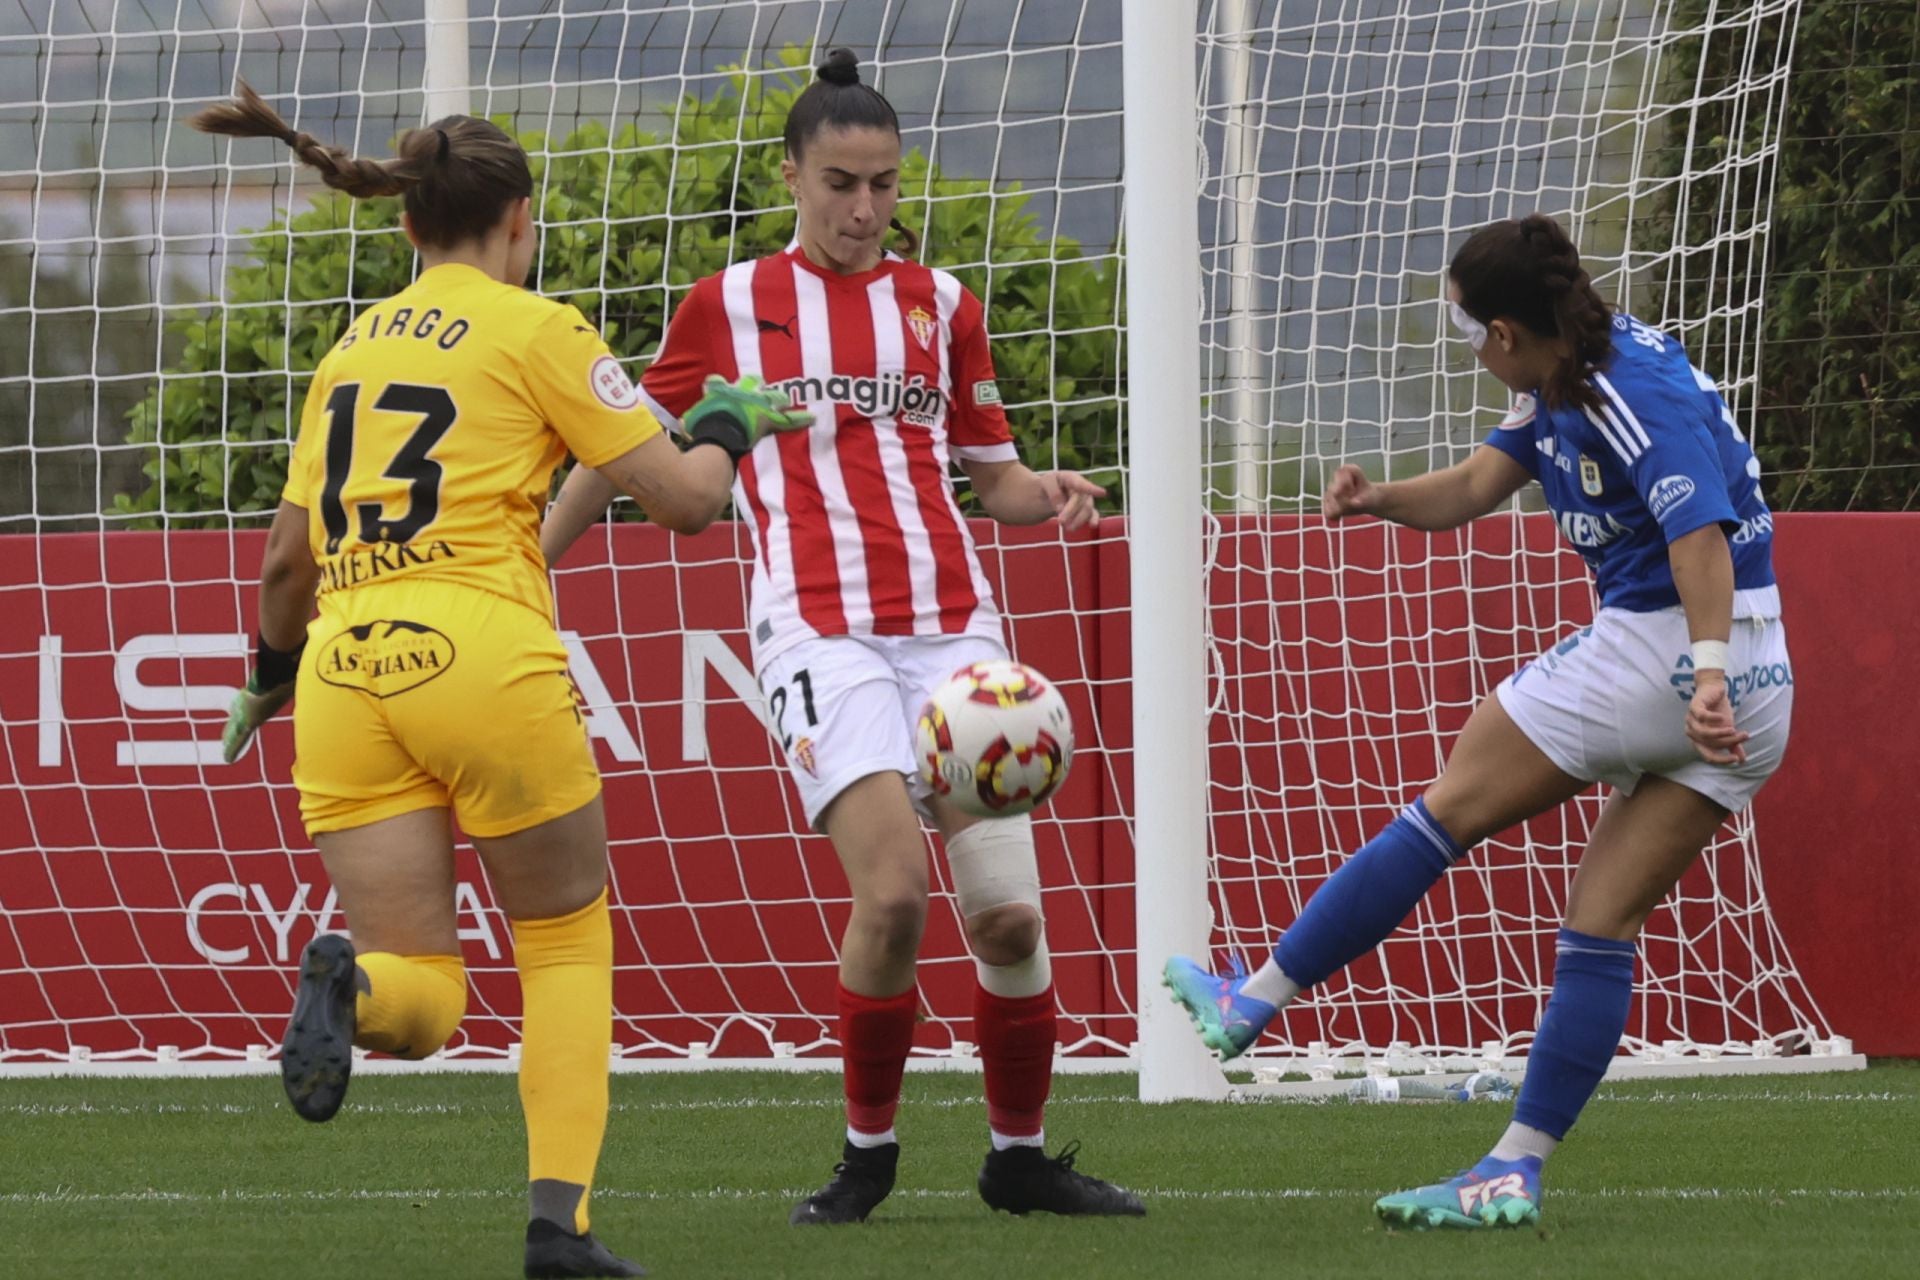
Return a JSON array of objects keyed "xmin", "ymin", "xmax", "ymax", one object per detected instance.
[
  {"xmin": 684, "ymin": 374, "xmax": 814, "ymax": 463},
  {"xmin": 221, "ymin": 634, "xmax": 303, "ymax": 764}
]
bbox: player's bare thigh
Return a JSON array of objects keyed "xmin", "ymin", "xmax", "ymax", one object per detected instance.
[
  {"xmin": 473, "ymin": 794, "xmax": 611, "ymax": 921},
  {"xmin": 819, "ymin": 771, "xmax": 930, "ymax": 910},
  {"xmin": 819, "ymin": 771, "xmax": 930, "ymax": 995},
  {"xmin": 315, "ymin": 806, "xmax": 460, "ymax": 955},
  {"xmin": 1565, "ymin": 775, "xmax": 1731, "ymax": 941},
  {"xmin": 316, "ymin": 797, "xmax": 610, "ymax": 956},
  {"xmin": 1422, "ymin": 692, "xmax": 1587, "ymax": 847}
]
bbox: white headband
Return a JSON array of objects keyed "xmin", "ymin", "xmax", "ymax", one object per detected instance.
[{"xmin": 1448, "ymin": 300, "xmax": 1488, "ymax": 352}]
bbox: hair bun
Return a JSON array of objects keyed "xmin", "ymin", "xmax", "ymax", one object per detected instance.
[
  {"xmin": 817, "ymin": 47, "xmax": 861, "ymax": 87},
  {"xmin": 1518, "ymin": 212, "xmax": 1568, "ymax": 251}
]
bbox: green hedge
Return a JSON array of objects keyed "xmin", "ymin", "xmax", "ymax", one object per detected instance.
[
  {"xmin": 1659, "ymin": 1, "xmax": 1920, "ymax": 510},
  {"xmin": 117, "ymin": 56, "xmax": 1122, "ymax": 526}
]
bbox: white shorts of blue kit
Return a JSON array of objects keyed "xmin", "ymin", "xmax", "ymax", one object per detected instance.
[{"xmin": 1495, "ymin": 602, "xmax": 1792, "ymax": 813}]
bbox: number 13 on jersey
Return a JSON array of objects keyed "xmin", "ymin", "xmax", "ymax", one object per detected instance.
[{"xmin": 317, "ymin": 381, "xmax": 459, "ymax": 553}]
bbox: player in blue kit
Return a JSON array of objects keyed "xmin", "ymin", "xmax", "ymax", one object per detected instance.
[{"xmin": 1164, "ymin": 214, "xmax": 1793, "ymax": 1229}]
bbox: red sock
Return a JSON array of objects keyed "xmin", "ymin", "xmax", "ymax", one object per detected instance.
[
  {"xmin": 975, "ymin": 984, "xmax": 1056, "ymax": 1138},
  {"xmin": 838, "ymin": 983, "xmax": 917, "ymax": 1137}
]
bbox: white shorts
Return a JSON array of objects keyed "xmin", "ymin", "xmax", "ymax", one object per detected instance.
[
  {"xmin": 757, "ymin": 632, "xmax": 1009, "ymax": 829},
  {"xmin": 1495, "ymin": 607, "xmax": 1793, "ymax": 813}
]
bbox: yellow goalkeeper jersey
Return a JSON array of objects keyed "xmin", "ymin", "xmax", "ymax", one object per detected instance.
[{"xmin": 282, "ymin": 261, "xmax": 659, "ymax": 618}]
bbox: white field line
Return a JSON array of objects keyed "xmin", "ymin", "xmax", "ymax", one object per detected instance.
[
  {"xmin": 1, "ymin": 1089, "xmax": 1911, "ymax": 1118},
  {"xmin": 5, "ymin": 1186, "xmax": 1916, "ymax": 1207}
]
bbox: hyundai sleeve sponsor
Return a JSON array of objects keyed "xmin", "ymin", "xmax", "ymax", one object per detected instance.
[{"xmin": 1731, "ymin": 508, "xmax": 1775, "ymax": 546}]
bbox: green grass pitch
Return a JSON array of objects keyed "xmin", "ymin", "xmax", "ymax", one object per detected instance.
[{"xmin": 3, "ymin": 1063, "xmax": 1914, "ymax": 1279}]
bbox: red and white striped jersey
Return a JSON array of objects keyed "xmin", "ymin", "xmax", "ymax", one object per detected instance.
[{"xmin": 640, "ymin": 245, "xmax": 1017, "ymax": 666}]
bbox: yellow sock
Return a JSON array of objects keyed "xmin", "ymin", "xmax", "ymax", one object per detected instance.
[
  {"xmin": 353, "ymin": 952, "xmax": 466, "ymax": 1059},
  {"xmin": 513, "ymin": 889, "xmax": 613, "ymax": 1234}
]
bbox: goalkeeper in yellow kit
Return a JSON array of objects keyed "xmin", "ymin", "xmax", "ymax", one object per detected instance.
[{"xmin": 194, "ymin": 81, "xmax": 809, "ymax": 1279}]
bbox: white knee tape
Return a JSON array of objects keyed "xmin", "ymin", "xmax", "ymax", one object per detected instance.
[
  {"xmin": 944, "ymin": 814, "xmax": 1042, "ymax": 918},
  {"xmin": 977, "ymin": 936, "xmax": 1051, "ymax": 998}
]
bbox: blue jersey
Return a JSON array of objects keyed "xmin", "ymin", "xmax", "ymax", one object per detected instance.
[{"xmin": 1481, "ymin": 313, "xmax": 1777, "ymax": 613}]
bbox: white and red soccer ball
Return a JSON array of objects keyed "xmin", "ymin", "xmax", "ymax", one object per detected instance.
[{"xmin": 915, "ymin": 660, "xmax": 1074, "ymax": 818}]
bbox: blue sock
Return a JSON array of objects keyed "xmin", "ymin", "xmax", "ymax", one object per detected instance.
[
  {"xmin": 1271, "ymin": 797, "xmax": 1464, "ymax": 988},
  {"xmin": 1513, "ymin": 928, "xmax": 1636, "ymax": 1140}
]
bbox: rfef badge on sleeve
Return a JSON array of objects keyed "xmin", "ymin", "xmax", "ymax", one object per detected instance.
[
  {"xmin": 1579, "ymin": 455, "xmax": 1604, "ymax": 496},
  {"xmin": 589, "ymin": 354, "xmax": 641, "ymax": 411}
]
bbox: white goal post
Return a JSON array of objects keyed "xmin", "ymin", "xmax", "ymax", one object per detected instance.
[{"xmin": 0, "ymin": 0, "xmax": 1857, "ymax": 1091}]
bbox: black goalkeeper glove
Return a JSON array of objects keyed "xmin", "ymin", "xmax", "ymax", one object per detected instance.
[
  {"xmin": 221, "ymin": 633, "xmax": 304, "ymax": 764},
  {"xmin": 684, "ymin": 374, "xmax": 814, "ymax": 463}
]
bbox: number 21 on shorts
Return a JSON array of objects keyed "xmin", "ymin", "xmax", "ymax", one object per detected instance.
[{"xmin": 764, "ymin": 669, "xmax": 818, "ymax": 752}]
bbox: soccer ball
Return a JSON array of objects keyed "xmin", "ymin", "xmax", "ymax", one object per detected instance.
[{"xmin": 915, "ymin": 660, "xmax": 1074, "ymax": 818}]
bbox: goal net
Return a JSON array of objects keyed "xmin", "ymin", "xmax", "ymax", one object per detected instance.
[
  {"xmin": 0, "ymin": 0, "xmax": 1850, "ymax": 1081},
  {"xmin": 1189, "ymin": 0, "xmax": 1841, "ymax": 1079}
]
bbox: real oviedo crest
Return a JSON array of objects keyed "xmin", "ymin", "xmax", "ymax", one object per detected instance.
[{"xmin": 1579, "ymin": 455, "xmax": 1604, "ymax": 497}]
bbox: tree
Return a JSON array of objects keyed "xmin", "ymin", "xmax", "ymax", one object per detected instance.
[
  {"xmin": 117, "ymin": 57, "xmax": 1122, "ymax": 526},
  {"xmin": 1656, "ymin": 0, "xmax": 1920, "ymax": 510}
]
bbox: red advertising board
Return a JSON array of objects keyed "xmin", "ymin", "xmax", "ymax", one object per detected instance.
[{"xmin": 1, "ymin": 515, "xmax": 1912, "ymax": 1061}]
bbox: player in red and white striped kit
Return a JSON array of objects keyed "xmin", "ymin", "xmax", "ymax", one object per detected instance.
[{"xmin": 542, "ymin": 48, "xmax": 1143, "ymax": 1225}]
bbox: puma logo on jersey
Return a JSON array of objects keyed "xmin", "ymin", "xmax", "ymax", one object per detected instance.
[
  {"xmin": 756, "ymin": 315, "xmax": 797, "ymax": 339},
  {"xmin": 1456, "ymin": 1173, "xmax": 1530, "ymax": 1214}
]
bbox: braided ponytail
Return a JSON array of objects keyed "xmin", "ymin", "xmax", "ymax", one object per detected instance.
[
  {"xmin": 189, "ymin": 78, "xmax": 532, "ymax": 248},
  {"xmin": 1450, "ymin": 214, "xmax": 1614, "ymax": 411},
  {"xmin": 1517, "ymin": 214, "xmax": 1613, "ymax": 410},
  {"xmin": 190, "ymin": 79, "xmax": 427, "ymax": 197}
]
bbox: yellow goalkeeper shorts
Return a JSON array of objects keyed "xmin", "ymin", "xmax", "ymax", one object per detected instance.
[{"xmin": 291, "ymin": 577, "xmax": 601, "ymax": 839}]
